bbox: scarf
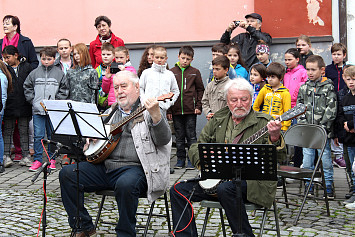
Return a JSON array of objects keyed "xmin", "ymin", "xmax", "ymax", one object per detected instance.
[{"xmin": 2, "ymin": 33, "xmax": 20, "ymax": 51}]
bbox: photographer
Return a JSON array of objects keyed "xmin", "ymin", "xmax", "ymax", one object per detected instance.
[{"xmin": 220, "ymin": 13, "xmax": 272, "ymax": 70}]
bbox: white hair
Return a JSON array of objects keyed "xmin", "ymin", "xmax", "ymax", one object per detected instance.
[
  {"xmin": 113, "ymin": 70, "xmax": 139, "ymax": 85},
  {"xmin": 224, "ymin": 78, "xmax": 253, "ymax": 100}
]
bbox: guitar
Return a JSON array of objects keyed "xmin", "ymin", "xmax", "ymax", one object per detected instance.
[
  {"xmin": 199, "ymin": 103, "xmax": 307, "ymax": 195},
  {"xmin": 85, "ymin": 92, "xmax": 174, "ymax": 164}
]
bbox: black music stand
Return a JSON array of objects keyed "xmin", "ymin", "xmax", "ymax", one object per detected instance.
[
  {"xmin": 198, "ymin": 143, "xmax": 277, "ymax": 237},
  {"xmin": 42, "ymin": 100, "xmax": 108, "ymax": 237}
]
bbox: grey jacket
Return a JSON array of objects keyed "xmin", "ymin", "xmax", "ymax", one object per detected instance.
[
  {"xmin": 23, "ymin": 64, "xmax": 69, "ymax": 115},
  {"xmin": 105, "ymin": 104, "xmax": 172, "ymax": 203},
  {"xmin": 202, "ymin": 76, "xmax": 231, "ymax": 116}
]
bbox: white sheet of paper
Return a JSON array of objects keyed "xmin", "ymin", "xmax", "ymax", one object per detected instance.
[{"xmin": 43, "ymin": 100, "xmax": 107, "ymax": 139}]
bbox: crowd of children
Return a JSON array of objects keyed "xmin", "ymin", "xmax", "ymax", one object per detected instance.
[{"xmin": 0, "ymin": 18, "xmax": 354, "ymax": 209}]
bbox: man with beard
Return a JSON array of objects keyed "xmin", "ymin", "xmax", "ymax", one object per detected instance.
[
  {"xmin": 170, "ymin": 78, "xmax": 286, "ymax": 236},
  {"xmin": 59, "ymin": 70, "xmax": 172, "ymax": 237}
]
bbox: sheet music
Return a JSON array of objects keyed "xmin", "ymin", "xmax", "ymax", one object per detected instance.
[{"xmin": 43, "ymin": 100, "xmax": 107, "ymax": 139}]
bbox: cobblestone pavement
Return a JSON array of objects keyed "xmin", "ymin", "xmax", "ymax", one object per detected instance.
[{"xmin": 0, "ymin": 149, "xmax": 354, "ymax": 236}]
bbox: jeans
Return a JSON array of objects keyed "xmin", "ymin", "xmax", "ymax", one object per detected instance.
[
  {"xmin": 173, "ymin": 114, "xmax": 197, "ymax": 161},
  {"xmin": 59, "ymin": 163, "xmax": 147, "ymax": 237},
  {"xmin": 0, "ymin": 115, "xmax": 3, "ymax": 164},
  {"xmin": 170, "ymin": 180, "xmax": 254, "ymax": 237},
  {"xmin": 346, "ymin": 147, "xmax": 355, "ymax": 187},
  {"xmin": 33, "ymin": 114, "xmax": 54, "ymax": 162},
  {"xmin": 303, "ymin": 138, "xmax": 333, "ymax": 186}
]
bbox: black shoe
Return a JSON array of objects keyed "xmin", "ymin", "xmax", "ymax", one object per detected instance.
[
  {"xmin": 170, "ymin": 168, "xmax": 175, "ymax": 174},
  {"xmin": 324, "ymin": 185, "xmax": 334, "ymax": 199},
  {"xmin": 346, "ymin": 186, "xmax": 354, "ymax": 199},
  {"xmin": 0, "ymin": 163, "xmax": 4, "ymax": 173}
]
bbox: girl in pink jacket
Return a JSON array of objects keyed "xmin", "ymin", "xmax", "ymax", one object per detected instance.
[
  {"xmin": 101, "ymin": 46, "xmax": 137, "ymax": 105},
  {"xmin": 283, "ymin": 48, "xmax": 308, "ymax": 108}
]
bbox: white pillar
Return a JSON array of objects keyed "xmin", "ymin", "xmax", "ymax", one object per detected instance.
[
  {"xmin": 332, "ymin": 0, "xmax": 340, "ymax": 43},
  {"xmin": 348, "ymin": 0, "xmax": 355, "ymax": 63}
]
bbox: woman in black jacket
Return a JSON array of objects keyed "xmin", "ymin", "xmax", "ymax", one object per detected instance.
[{"xmin": 2, "ymin": 45, "xmax": 33, "ymax": 167}]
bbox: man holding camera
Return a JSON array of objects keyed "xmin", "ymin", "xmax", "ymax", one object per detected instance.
[{"xmin": 220, "ymin": 13, "xmax": 272, "ymax": 70}]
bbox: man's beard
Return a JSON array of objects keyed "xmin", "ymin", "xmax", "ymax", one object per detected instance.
[{"xmin": 232, "ymin": 106, "xmax": 251, "ymax": 119}]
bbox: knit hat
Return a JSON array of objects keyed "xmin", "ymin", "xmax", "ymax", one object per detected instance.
[{"xmin": 256, "ymin": 44, "xmax": 269, "ymax": 54}]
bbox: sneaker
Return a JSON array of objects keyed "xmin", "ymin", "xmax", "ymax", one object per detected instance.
[
  {"xmin": 345, "ymin": 201, "xmax": 355, "ymax": 209},
  {"xmin": 170, "ymin": 168, "xmax": 175, "ymax": 174},
  {"xmin": 49, "ymin": 159, "xmax": 56, "ymax": 170},
  {"xmin": 345, "ymin": 186, "xmax": 354, "ymax": 199},
  {"xmin": 0, "ymin": 163, "xmax": 4, "ymax": 173},
  {"xmin": 19, "ymin": 156, "xmax": 33, "ymax": 167},
  {"xmin": 186, "ymin": 160, "xmax": 195, "ymax": 170},
  {"xmin": 62, "ymin": 155, "xmax": 70, "ymax": 165},
  {"xmin": 324, "ymin": 185, "xmax": 334, "ymax": 199},
  {"xmin": 174, "ymin": 159, "xmax": 185, "ymax": 169},
  {"xmin": 305, "ymin": 183, "xmax": 314, "ymax": 196},
  {"xmin": 343, "ymin": 193, "xmax": 355, "ymax": 204},
  {"xmin": 4, "ymin": 155, "xmax": 13, "ymax": 168},
  {"xmin": 13, "ymin": 154, "xmax": 23, "ymax": 162},
  {"xmin": 333, "ymin": 157, "xmax": 346, "ymax": 168},
  {"xmin": 29, "ymin": 161, "xmax": 42, "ymax": 172}
]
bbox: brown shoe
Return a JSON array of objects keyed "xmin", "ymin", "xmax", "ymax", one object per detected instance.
[{"xmin": 75, "ymin": 229, "xmax": 96, "ymax": 237}]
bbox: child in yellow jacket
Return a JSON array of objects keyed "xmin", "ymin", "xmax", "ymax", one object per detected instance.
[{"xmin": 253, "ymin": 62, "xmax": 291, "ymax": 131}]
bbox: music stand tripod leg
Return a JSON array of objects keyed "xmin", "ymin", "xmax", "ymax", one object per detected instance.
[{"xmin": 232, "ymin": 167, "xmax": 246, "ymax": 237}]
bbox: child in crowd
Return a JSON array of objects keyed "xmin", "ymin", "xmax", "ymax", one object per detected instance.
[
  {"xmin": 297, "ymin": 55, "xmax": 337, "ymax": 197},
  {"xmin": 0, "ymin": 60, "xmax": 12, "ymax": 172},
  {"xmin": 137, "ymin": 45, "xmax": 156, "ymax": 77},
  {"xmin": 23, "ymin": 47, "xmax": 69, "ymax": 172},
  {"xmin": 283, "ymin": 48, "xmax": 308, "ymax": 108},
  {"xmin": 283, "ymin": 48, "xmax": 308, "ymax": 167},
  {"xmin": 67, "ymin": 43, "xmax": 99, "ymax": 103},
  {"xmin": 326, "ymin": 43, "xmax": 347, "ymax": 92},
  {"xmin": 336, "ymin": 66, "xmax": 355, "ymax": 205},
  {"xmin": 96, "ymin": 42, "xmax": 115, "ymax": 112},
  {"xmin": 207, "ymin": 43, "xmax": 237, "ymax": 83},
  {"xmin": 253, "ymin": 62, "xmax": 291, "ymax": 131},
  {"xmin": 54, "ymin": 38, "xmax": 73, "ymax": 74},
  {"xmin": 102, "ymin": 46, "xmax": 136, "ymax": 106},
  {"xmin": 227, "ymin": 44, "xmax": 248, "ymax": 79},
  {"xmin": 2, "ymin": 45, "xmax": 32, "ymax": 168},
  {"xmin": 249, "ymin": 64, "xmax": 267, "ymax": 104},
  {"xmin": 296, "ymin": 35, "xmax": 313, "ymax": 68},
  {"xmin": 167, "ymin": 46, "xmax": 204, "ymax": 170},
  {"xmin": 256, "ymin": 40, "xmax": 272, "ymax": 68},
  {"xmin": 326, "ymin": 43, "xmax": 348, "ymax": 169},
  {"xmin": 139, "ymin": 46, "xmax": 179, "ymax": 111},
  {"xmin": 202, "ymin": 55, "xmax": 231, "ymax": 120}
]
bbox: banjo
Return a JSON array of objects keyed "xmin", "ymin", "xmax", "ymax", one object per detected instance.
[
  {"xmin": 199, "ymin": 103, "xmax": 307, "ymax": 195},
  {"xmin": 85, "ymin": 93, "xmax": 174, "ymax": 164}
]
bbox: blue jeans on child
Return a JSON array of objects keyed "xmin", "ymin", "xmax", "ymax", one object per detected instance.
[
  {"xmin": 59, "ymin": 163, "xmax": 147, "ymax": 236},
  {"xmin": 346, "ymin": 146, "xmax": 355, "ymax": 188},
  {"xmin": 33, "ymin": 114, "xmax": 54, "ymax": 163},
  {"xmin": 173, "ymin": 114, "xmax": 197, "ymax": 161},
  {"xmin": 0, "ymin": 115, "xmax": 3, "ymax": 164},
  {"xmin": 302, "ymin": 138, "xmax": 333, "ymax": 186}
]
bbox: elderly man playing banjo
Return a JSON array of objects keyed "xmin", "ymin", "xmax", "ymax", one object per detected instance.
[
  {"xmin": 59, "ymin": 70, "xmax": 172, "ymax": 237},
  {"xmin": 170, "ymin": 78, "xmax": 286, "ymax": 237}
]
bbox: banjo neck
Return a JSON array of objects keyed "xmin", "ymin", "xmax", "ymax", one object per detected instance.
[{"xmin": 110, "ymin": 105, "xmax": 146, "ymax": 135}]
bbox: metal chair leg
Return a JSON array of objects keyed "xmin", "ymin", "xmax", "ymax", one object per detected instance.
[
  {"xmin": 143, "ymin": 200, "xmax": 156, "ymax": 237},
  {"xmin": 94, "ymin": 195, "xmax": 106, "ymax": 229},
  {"xmin": 163, "ymin": 192, "xmax": 172, "ymax": 233},
  {"xmin": 281, "ymin": 177, "xmax": 289, "ymax": 208},
  {"xmin": 273, "ymin": 201, "xmax": 281, "ymax": 237},
  {"xmin": 219, "ymin": 208, "xmax": 226, "ymax": 237},
  {"xmin": 200, "ymin": 207, "xmax": 210, "ymax": 237},
  {"xmin": 259, "ymin": 208, "xmax": 268, "ymax": 237}
]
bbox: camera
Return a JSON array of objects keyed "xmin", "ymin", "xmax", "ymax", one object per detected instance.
[
  {"xmin": 110, "ymin": 62, "xmax": 123, "ymax": 74},
  {"xmin": 234, "ymin": 21, "xmax": 241, "ymax": 27}
]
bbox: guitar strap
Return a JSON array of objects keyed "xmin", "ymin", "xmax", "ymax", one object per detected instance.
[{"xmin": 232, "ymin": 131, "xmax": 245, "ymax": 144}]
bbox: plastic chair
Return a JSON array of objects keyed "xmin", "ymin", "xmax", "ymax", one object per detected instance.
[
  {"xmin": 200, "ymin": 200, "xmax": 280, "ymax": 237},
  {"xmin": 94, "ymin": 190, "xmax": 171, "ymax": 236},
  {"xmin": 277, "ymin": 124, "xmax": 330, "ymax": 225}
]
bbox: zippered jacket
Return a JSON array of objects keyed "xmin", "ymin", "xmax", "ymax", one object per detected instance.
[
  {"xmin": 23, "ymin": 65, "xmax": 69, "ymax": 115},
  {"xmin": 168, "ymin": 63, "xmax": 204, "ymax": 115},
  {"xmin": 139, "ymin": 63, "xmax": 180, "ymax": 111},
  {"xmin": 296, "ymin": 77, "xmax": 337, "ymax": 137},
  {"xmin": 253, "ymin": 84, "xmax": 291, "ymax": 131},
  {"xmin": 202, "ymin": 76, "xmax": 231, "ymax": 116},
  {"xmin": 283, "ymin": 65, "xmax": 308, "ymax": 108},
  {"xmin": 325, "ymin": 61, "xmax": 346, "ymax": 92},
  {"xmin": 335, "ymin": 90, "xmax": 355, "ymax": 146}
]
